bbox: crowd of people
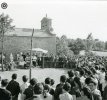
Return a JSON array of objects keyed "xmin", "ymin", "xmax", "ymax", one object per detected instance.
[
  {"xmin": 1, "ymin": 51, "xmax": 107, "ymax": 71},
  {"xmin": 16, "ymin": 52, "xmax": 107, "ymax": 70},
  {"xmin": 1, "ymin": 52, "xmax": 107, "ymax": 100},
  {"xmin": 0, "ymin": 55, "xmax": 107, "ymax": 100}
]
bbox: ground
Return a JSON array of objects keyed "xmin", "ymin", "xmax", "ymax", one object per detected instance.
[{"xmin": 0, "ymin": 68, "xmax": 69, "ymax": 86}]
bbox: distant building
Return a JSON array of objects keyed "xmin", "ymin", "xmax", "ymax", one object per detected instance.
[{"xmin": 0, "ymin": 15, "xmax": 56, "ymax": 60}]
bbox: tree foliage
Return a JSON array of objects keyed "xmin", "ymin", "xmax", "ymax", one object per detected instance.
[
  {"xmin": 56, "ymin": 34, "xmax": 107, "ymax": 56},
  {"xmin": 56, "ymin": 35, "xmax": 73, "ymax": 57},
  {"xmin": 68, "ymin": 38, "xmax": 85, "ymax": 55},
  {"xmin": 0, "ymin": 13, "xmax": 15, "ymax": 71},
  {"xmin": 92, "ymin": 39, "xmax": 105, "ymax": 51},
  {"xmin": 0, "ymin": 13, "xmax": 15, "ymax": 34},
  {"xmin": 105, "ymin": 41, "xmax": 107, "ymax": 50}
]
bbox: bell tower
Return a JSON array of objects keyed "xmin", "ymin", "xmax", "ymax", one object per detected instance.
[{"xmin": 41, "ymin": 14, "xmax": 52, "ymax": 31}]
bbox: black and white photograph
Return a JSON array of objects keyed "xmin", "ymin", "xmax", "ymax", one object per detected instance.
[{"xmin": 0, "ymin": 0, "xmax": 107, "ymax": 100}]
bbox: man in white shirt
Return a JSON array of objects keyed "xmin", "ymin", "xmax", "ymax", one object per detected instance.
[{"xmin": 20, "ymin": 75, "xmax": 30, "ymax": 94}]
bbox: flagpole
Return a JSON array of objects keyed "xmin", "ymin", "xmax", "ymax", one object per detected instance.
[{"xmin": 29, "ymin": 28, "xmax": 34, "ymax": 81}]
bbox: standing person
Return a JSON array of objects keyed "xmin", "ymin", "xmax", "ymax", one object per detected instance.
[
  {"xmin": 50, "ymin": 79, "xmax": 55, "ymax": 90},
  {"xmin": 0, "ymin": 79, "xmax": 12, "ymax": 100},
  {"xmin": 99, "ymin": 68, "xmax": 106, "ymax": 96},
  {"xmin": 20, "ymin": 75, "xmax": 30, "ymax": 98},
  {"xmin": 67, "ymin": 70, "xmax": 75, "ymax": 90},
  {"xmin": 59, "ymin": 82, "xmax": 73, "ymax": 100},
  {"xmin": 78, "ymin": 77, "xmax": 93, "ymax": 100},
  {"xmin": 26, "ymin": 83, "xmax": 44, "ymax": 100},
  {"xmin": 70, "ymin": 77, "xmax": 82, "ymax": 98},
  {"xmin": 80, "ymin": 69, "xmax": 86, "ymax": 86},
  {"xmin": 6, "ymin": 73, "xmax": 20, "ymax": 100},
  {"xmin": 54, "ymin": 75, "xmax": 67, "ymax": 100},
  {"xmin": 78, "ymin": 88, "xmax": 91, "ymax": 100},
  {"xmin": 0, "ymin": 76, "xmax": 2, "ymax": 87},
  {"xmin": 45, "ymin": 77, "xmax": 55, "ymax": 96},
  {"xmin": 21, "ymin": 78, "xmax": 38, "ymax": 100},
  {"xmin": 102, "ymin": 75, "xmax": 107, "ymax": 100},
  {"xmin": 32, "ymin": 54, "xmax": 37, "ymax": 67},
  {"xmin": 42, "ymin": 84, "xmax": 53, "ymax": 100},
  {"xmin": 88, "ymin": 78, "xmax": 102, "ymax": 100}
]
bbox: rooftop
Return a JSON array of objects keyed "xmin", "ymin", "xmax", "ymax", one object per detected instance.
[{"xmin": 5, "ymin": 28, "xmax": 56, "ymax": 37}]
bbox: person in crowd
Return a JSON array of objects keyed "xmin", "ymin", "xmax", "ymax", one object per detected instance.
[
  {"xmin": 87, "ymin": 70, "xmax": 93, "ymax": 78},
  {"xmin": 88, "ymin": 78, "xmax": 102, "ymax": 100},
  {"xmin": 67, "ymin": 70, "xmax": 75, "ymax": 90},
  {"xmin": 22, "ymin": 78, "xmax": 37, "ymax": 100},
  {"xmin": 32, "ymin": 54, "xmax": 37, "ymax": 67},
  {"xmin": 25, "ymin": 53, "xmax": 30, "ymax": 69},
  {"xmin": 42, "ymin": 84, "xmax": 53, "ymax": 100},
  {"xmin": 91, "ymin": 67, "xmax": 99, "ymax": 82},
  {"xmin": 18, "ymin": 52, "xmax": 26, "ymax": 69},
  {"xmin": 102, "ymin": 75, "xmax": 107, "ymax": 100},
  {"xmin": 20, "ymin": 75, "xmax": 30, "ymax": 98},
  {"xmin": 80, "ymin": 69, "xmax": 86, "ymax": 85},
  {"xmin": 95, "ymin": 66, "xmax": 100, "ymax": 75},
  {"xmin": 37, "ymin": 55, "xmax": 42, "ymax": 67},
  {"xmin": 0, "ymin": 76, "xmax": 2, "ymax": 87},
  {"xmin": 75, "ymin": 71, "xmax": 80, "ymax": 78},
  {"xmin": 50, "ymin": 79, "xmax": 55, "ymax": 90},
  {"xmin": 99, "ymin": 68, "xmax": 106, "ymax": 96},
  {"xmin": 0, "ymin": 79, "xmax": 12, "ymax": 100},
  {"xmin": 45, "ymin": 77, "xmax": 55, "ymax": 96},
  {"xmin": 6, "ymin": 73, "xmax": 20, "ymax": 100},
  {"xmin": 79, "ymin": 87, "xmax": 91, "ymax": 100},
  {"xmin": 70, "ymin": 77, "xmax": 82, "ymax": 98},
  {"xmin": 54, "ymin": 75, "xmax": 67, "ymax": 100},
  {"xmin": 22, "ymin": 52, "xmax": 26, "ymax": 61},
  {"xmin": 59, "ymin": 82, "xmax": 73, "ymax": 100},
  {"xmin": 45, "ymin": 77, "xmax": 51, "ymax": 86},
  {"xmin": 80, "ymin": 77, "xmax": 93, "ymax": 100},
  {"xmin": 58, "ymin": 56, "xmax": 65, "ymax": 68},
  {"xmin": 27, "ymin": 83, "xmax": 44, "ymax": 100}
]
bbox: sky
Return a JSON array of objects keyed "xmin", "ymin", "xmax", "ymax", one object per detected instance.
[{"xmin": 0, "ymin": 0, "xmax": 107, "ymax": 41}]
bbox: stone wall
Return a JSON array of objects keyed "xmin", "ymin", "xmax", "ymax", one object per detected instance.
[{"xmin": 0, "ymin": 36, "xmax": 56, "ymax": 61}]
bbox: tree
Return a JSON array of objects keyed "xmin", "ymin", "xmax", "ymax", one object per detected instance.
[
  {"xmin": 86, "ymin": 33, "xmax": 94, "ymax": 51},
  {"xmin": 0, "ymin": 13, "xmax": 14, "ymax": 71},
  {"xmin": 105, "ymin": 41, "xmax": 107, "ymax": 50},
  {"xmin": 92, "ymin": 39, "xmax": 105, "ymax": 51},
  {"xmin": 56, "ymin": 35, "xmax": 73, "ymax": 57},
  {"xmin": 68, "ymin": 38, "xmax": 85, "ymax": 55},
  {"xmin": 95, "ymin": 41, "xmax": 105, "ymax": 51}
]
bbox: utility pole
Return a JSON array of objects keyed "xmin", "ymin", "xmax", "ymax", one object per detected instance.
[
  {"xmin": 1, "ymin": 29, "xmax": 4, "ymax": 71},
  {"xmin": 29, "ymin": 28, "xmax": 34, "ymax": 80}
]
